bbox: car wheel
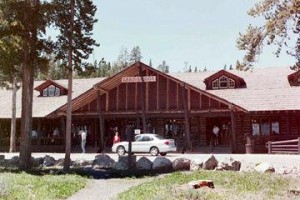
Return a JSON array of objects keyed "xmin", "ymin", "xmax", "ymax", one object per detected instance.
[
  {"xmin": 160, "ymin": 153, "xmax": 167, "ymax": 156},
  {"xmin": 150, "ymin": 147, "xmax": 159, "ymax": 156},
  {"xmin": 117, "ymin": 146, "xmax": 126, "ymax": 156}
]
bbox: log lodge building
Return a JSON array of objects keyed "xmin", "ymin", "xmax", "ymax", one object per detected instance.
[{"xmin": 1, "ymin": 62, "xmax": 300, "ymax": 153}]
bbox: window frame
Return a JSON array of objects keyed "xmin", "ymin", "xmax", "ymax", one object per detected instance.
[{"xmin": 251, "ymin": 117, "xmax": 280, "ymax": 136}]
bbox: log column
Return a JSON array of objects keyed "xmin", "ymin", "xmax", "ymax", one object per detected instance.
[
  {"xmin": 97, "ymin": 90, "xmax": 105, "ymax": 151},
  {"xmin": 230, "ymin": 104, "xmax": 237, "ymax": 153}
]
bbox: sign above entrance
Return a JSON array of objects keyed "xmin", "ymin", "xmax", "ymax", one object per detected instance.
[{"xmin": 121, "ymin": 76, "xmax": 156, "ymax": 83}]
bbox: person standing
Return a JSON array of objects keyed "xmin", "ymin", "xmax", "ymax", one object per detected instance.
[
  {"xmin": 212, "ymin": 125, "xmax": 220, "ymax": 146},
  {"xmin": 80, "ymin": 130, "xmax": 87, "ymax": 153},
  {"xmin": 113, "ymin": 131, "xmax": 120, "ymax": 144}
]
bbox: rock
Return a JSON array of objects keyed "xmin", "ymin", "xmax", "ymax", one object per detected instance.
[
  {"xmin": 136, "ymin": 157, "xmax": 152, "ymax": 170},
  {"xmin": 172, "ymin": 158, "xmax": 191, "ymax": 171},
  {"xmin": 43, "ymin": 155, "xmax": 56, "ymax": 167},
  {"xmin": 0, "ymin": 155, "xmax": 4, "ymax": 161},
  {"xmin": 92, "ymin": 154, "xmax": 115, "ymax": 170},
  {"xmin": 216, "ymin": 157, "xmax": 241, "ymax": 171},
  {"xmin": 202, "ymin": 155, "xmax": 218, "ymax": 170},
  {"xmin": 32, "ymin": 157, "xmax": 44, "ymax": 167},
  {"xmin": 113, "ymin": 155, "xmax": 136, "ymax": 171},
  {"xmin": 152, "ymin": 156, "xmax": 172, "ymax": 172},
  {"xmin": 277, "ymin": 167, "xmax": 293, "ymax": 175},
  {"xmin": 254, "ymin": 163, "xmax": 275, "ymax": 173},
  {"xmin": 73, "ymin": 158, "xmax": 92, "ymax": 167},
  {"xmin": 190, "ymin": 159, "xmax": 203, "ymax": 171},
  {"xmin": 56, "ymin": 158, "xmax": 65, "ymax": 166},
  {"xmin": 188, "ymin": 180, "xmax": 214, "ymax": 189},
  {"xmin": 9, "ymin": 156, "xmax": 20, "ymax": 166}
]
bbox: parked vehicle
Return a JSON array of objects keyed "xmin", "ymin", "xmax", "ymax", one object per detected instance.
[{"xmin": 111, "ymin": 133, "xmax": 177, "ymax": 156}]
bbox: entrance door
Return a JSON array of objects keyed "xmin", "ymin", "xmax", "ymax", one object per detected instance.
[{"xmin": 207, "ymin": 117, "xmax": 231, "ymax": 146}]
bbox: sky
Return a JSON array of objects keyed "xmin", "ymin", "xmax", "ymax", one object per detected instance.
[{"xmin": 91, "ymin": 0, "xmax": 296, "ymax": 72}]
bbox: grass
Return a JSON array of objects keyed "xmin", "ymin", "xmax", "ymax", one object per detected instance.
[
  {"xmin": 117, "ymin": 170, "xmax": 299, "ymax": 200},
  {"xmin": 0, "ymin": 171, "xmax": 87, "ymax": 200}
]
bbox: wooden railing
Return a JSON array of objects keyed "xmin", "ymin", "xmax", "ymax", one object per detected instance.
[{"xmin": 266, "ymin": 137, "xmax": 300, "ymax": 154}]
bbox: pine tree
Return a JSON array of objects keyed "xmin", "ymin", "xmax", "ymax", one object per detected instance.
[
  {"xmin": 149, "ymin": 59, "xmax": 152, "ymax": 67},
  {"xmin": 129, "ymin": 46, "xmax": 142, "ymax": 64},
  {"xmin": 52, "ymin": 0, "xmax": 98, "ymax": 171},
  {"xmin": 157, "ymin": 60, "xmax": 169, "ymax": 73},
  {"xmin": 237, "ymin": 0, "xmax": 300, "ymax": 69}
]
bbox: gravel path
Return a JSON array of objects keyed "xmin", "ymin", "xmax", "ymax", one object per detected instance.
[{"xmin": 67, "ymin": 177, "xmax": 153, "ymax": 200}]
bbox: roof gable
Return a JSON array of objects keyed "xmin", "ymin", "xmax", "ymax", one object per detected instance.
[
  {"xmin": 204, "ymin": 70, "xmax": 246, "ymax": 90},
  {"xmin": 34, "ymin": 79, "xmax": 68, "ymax": 96}
]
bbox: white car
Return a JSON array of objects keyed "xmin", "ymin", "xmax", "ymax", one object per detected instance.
[{"xmin": 112, "ymin": 133, "xmax": 177, "ymax": 156}]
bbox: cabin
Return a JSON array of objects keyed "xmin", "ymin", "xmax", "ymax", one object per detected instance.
[{"xmin": 1, "ymin": 62, "xmax": 300, "ymax": 153}]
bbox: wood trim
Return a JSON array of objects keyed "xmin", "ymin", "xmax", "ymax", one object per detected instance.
[
  {"xmin": 167, "ymin": 79, "xmax": 169, "ymax": 109},
  {"xmin": 106, "ymin": 92, "xmax": 109, "ymax": 112},
  {"xmin": 116, "ymin": 85, "xmax": 119, "ymax": 111},
  {"xmin": 126, "ymin": 83, "xmax": 128, "ymax": 110},
  {"xmin": 157, "ymin": 75, "xmax": 160, "ymax": 110},
  {"xmin": 135, "ymin": 82, "xmax": 138, "ymax": 110},
  {"xmin": 187, "ymin": 88, "xmax": 191, "ymax": 110},
  {"xmin": 177, "ymin": 83, "xmax": 179, "ymax": 109},
  {"xmin": 146, "ymin": 69, "xmax": 149, "ymax": 111},
  {"xmin": 199, "ymin": 94, "xmax": 202, "ymax": 109}
]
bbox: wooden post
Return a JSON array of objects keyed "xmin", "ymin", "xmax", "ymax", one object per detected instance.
[
  {"xmin": 180, "ymin": 84, "xmax": 192, "ymax": 150},
  {"xmin": 138, "ymin": 64, "xmax": 147, "ymax": 132},
  {"xmin": 157, "ymin": 75, "xmax": 160, "ymax": 110},
  {"xmin": 298, "ymin": 137, "xmax": 300, "ymax": 154},
  {"xmin": 230, "ymin": 106, "xmax": 237, "ymax": 153},
  {"xmin": 268, "ymin": 141, "xmax": 272, "ymax": 154},
  {"xmin": 97, "ymin": 90, "xmax": 105, "ymax": 152}
]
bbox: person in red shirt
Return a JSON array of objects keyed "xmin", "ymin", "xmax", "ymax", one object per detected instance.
[{"xmin": 113, "ymin": 131, "xmax": 120, "ymax": 144}]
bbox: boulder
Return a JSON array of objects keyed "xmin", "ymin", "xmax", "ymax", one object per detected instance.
[
  {"xmin": 56, "ymin": 158, "xmax": 65, "ymax": 166},
  {"xmin": 216, "ymin": 157, "xmax": 241, "ymax": 171},
  {"xmin": 0, "ymin": 155, "xmax": 4, "ymax": 161},
  {"xmin": 172, "ymin": 158, "xmax": 191, "ymax": 171},
  {"xmin": 136, "ymin": 157, "xmax": 152, "ymax": 170},
  {"xmin": 73, "ymin": 158, "xmax": 92, "ymax": 167},
  {"xmin": 113, "ymin": 155, "xmax": 136, "ymax": 171},
  {"xmin": 254, "ymin": 163, "xmax": 275, "ymax": 173},
  {"xmin": 190, "ymin": 159, "xmax": 203, "ymax": 171},
  {"xmin": 32, "ymin": 157, "xmax": 44, "ymax": 167},
  {"xmin": 92, "ymin": 154, "xmax": 115, "ymax": 170},
  {"xmin": 202, "ymin": 155, "xmax": 218, "ymax": 170},
  {"xmin": 9, "ymin": 156, "xmax": 20, "ymax": 166},
  {"xmin": 152, "ymin": 156, "xmax": 172, "ymax": 172},
  {"xmin": 43, "ymin": 155, "xmax": 56, "ymax": 167}
]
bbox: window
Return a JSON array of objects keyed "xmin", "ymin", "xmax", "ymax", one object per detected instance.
[
  {"xmin": 251, "ymin": 117, "xmax": 280, "ymax": 136},
  {"xmin": 219, "ymin": 76, "xmax": 228, "ymax": 88},
  {"xmin": 212, "ymin": 79, "xmax": 219, "ymax": 89},
  {"xmin": 211, "ymin": 76, "xmax": 236, "ymax": 89},
  {"xmin": 229, "ymin": 78, "xmax": 235, "ymax": 88},
  {"xmin": 42, "ymin": 85, "xmax": 61, "ymax": 97}
]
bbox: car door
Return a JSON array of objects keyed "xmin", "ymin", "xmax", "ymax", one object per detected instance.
[{"xmin": 131, "ymin": 135, "xmax": 143, "ymax": 152}]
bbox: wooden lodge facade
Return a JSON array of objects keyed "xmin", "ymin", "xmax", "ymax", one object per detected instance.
[{"xmin": 1, "ymin": 62, "xmax": 300, "ymax": 153}]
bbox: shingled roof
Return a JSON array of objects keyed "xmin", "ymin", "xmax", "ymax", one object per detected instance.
[
  {"xmin": 0, "ymin": 77, "xmax": 105, "ymax": 119},
  {"xmin": 171, "ymin": 66, "xmax": 300, "ymax": 112},
  {"xmin": 0, "ymin": 66, "xmax": 298, "ymax": 119}
]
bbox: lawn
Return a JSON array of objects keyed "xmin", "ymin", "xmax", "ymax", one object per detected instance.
[
  {"xmin": 0, "ymin": 171, "xmax": 87, "ymax": 200},
  {"xmin": 118, "ymin": 170, "xmax": 300, "ymax": 200}
]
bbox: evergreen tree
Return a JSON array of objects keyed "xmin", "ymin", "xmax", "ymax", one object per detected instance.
[
  {"xmin": 237, "ymin": 0, "xmax": 300, "ymax": 69},
  {"xmin": 52, "ymin": 0, "xmax": 98, "ymax": 171},
  {"xmin": 157, "ymin": 60, "xmax": 169, "ymax": 73},
  {"xmin": 117, "ymin": 46, "xmax": 129, "ymax": 69},
  {"xmin": 229, "ymin": 64, "xmax": 233, "ymax": 70},
  {"xmin": 0, "ymin": 0, "xmax": 53, "ymax": 169},
  {"xmin": 129, "ymin": 46, "xmax": 142, "ymax": 64},
  {"xmin": 188, "ymin": 65, "xmax": 192, "ymax": 73},
  {"xmin": 203, "ymin": 66, "xmax": 207, "ymax": 72},
  {"xmin": 149, "ymin": 59, "xmax": 152, "ymax": 67},
  {"xmin": 194, "ymin": 66, "xmax": 198, "ymax": 72},
  {"xmin": 224, "ymin": 64, "xmax": 227, "ymax": 70}
]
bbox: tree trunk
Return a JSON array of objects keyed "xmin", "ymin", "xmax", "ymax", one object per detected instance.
[
  {"xmin": 64, "ymin": 0, "xmax": 75, "ymax": 171},
  {"xmin": 9, "ymin": 77, "xmax": 17, "ymax": 152},
  {"xmin": 138, "ymin": 64, "xmax": 147, "ymax": 132},
  {"xmin": 19, "ymin": 0, "xmax": 37, "ymax": 169}
]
